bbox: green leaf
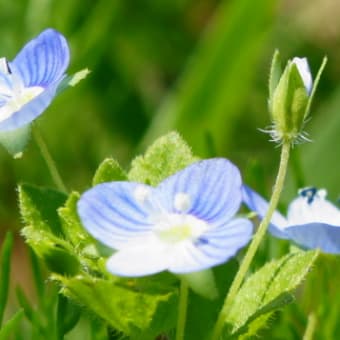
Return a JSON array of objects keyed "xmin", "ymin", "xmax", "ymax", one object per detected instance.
[
  {"xmin": 129, "ymin": 131, "xmax": 197, "ymax": 186},
  {"xmin": 0, "ymin": 309, "xmax": 24, "ymax": 340},
  {"xmin": 0, "ymin": 123, "xmax": 31, "ymax": 158},
  {"xmin": 56, "ymin": 294, "xmax": 81, "ymax": 337},
  {"xmin": 22, "ymin": 227, "xmax": 80, "ymax": 276},
  {"xmin": 141, "ymin": 0, "xmax": 275, "ymax": 155},
  {"xmin": 92, "ymin": 158, "xmax": 127, "ymax": 185},
  {"xmin": 268, "ymin": 49, "xmax": 282, "ymax": 105},
  {"xmin": 0, "ymin": 232, "xmax": 13, "ymax": 327},
  {"xmin": 19, "ymin": 184, "xmax": 67, "ymax": 236},
  {"xmin": 225, "ymin": 250, "xmax": 319, "ymax": 338},
  {"xmin": 55, "ymin": 273, "xmax": 178, "ymax": 339},
  {"xmin": 58, "ymin": 192, "xmax": 93, "ymax": 249}
]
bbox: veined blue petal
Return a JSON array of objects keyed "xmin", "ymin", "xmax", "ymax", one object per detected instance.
[
  {"xmin": 284, "ymin": 223, "xmax": 340, "ymax": 254},
  {"xmin": 0, "ymin": 80, "xmax": 60, "ymax": 131},
  {"xmin": 106, "ymin": 235, "xmax": 169, "ymax": 276},
  {"xmin": 169, "ymin": 218, "xmax": 252, "ymax": 273},
  {"xmin": 242, "ymin": 185, "xmax": 289, "ymax": 239},
  {"xmin": 77, "ymin": 182, "xmax": 154, "ymax": 249},
  {"xmin": 156, "ymin": 158, "xmax": 243, "ymax": 222},
  {"xmin": 11, "ymin": 29, "xmax": 69, "ymax": 88}
]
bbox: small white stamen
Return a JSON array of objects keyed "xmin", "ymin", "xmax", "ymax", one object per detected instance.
[
  {"xmin": 317, "ymin": 189, "xmax": 327, "ymax": 199},
  {"xmin": 174, "ymin": 192, "xmax": 191, "ymax": 212},
  {"xmin": 133, "ymin": 185, "xmax": 150, "ymax": 204}
]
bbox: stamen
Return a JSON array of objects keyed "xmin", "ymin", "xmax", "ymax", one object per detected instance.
[
  {"xmin": 133, "ymin": 185, "xmax": 150, "ymax": 204},
  {"xmin": 174, "ymin": 192, "xmax": 191, "ymax": 212},
  {"xmin": 299, "ymin": 187, "xmax": 317, "ymax": 204}
]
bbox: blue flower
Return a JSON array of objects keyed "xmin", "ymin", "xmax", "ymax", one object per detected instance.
[
  {"xmin": 0, "ymin": 28, "xmax": 69, "ymax": 132},
  {"xmin": 243, "ymin": 185, "xmax": 340, "ymax": 254},
  {"xmin": 77, "ymin": 159, "xmax": 253, "ymax": 277}
]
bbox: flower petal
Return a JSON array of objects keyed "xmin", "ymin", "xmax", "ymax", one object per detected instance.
[
  {"xmin": 106, "ymin": 235, "xmax": 169, "ymax": 276},
  {"xmin": 292, "ymin": 57, "xmax": 312, "ymax": 94},
  {"xmin": 11, "ymin": 29, "xmax": 69, "ymax": 87},
  {"xmin": 0, "ymin": 80, "xmax": 61, "ymax": 131},
  {"xmin": 168, "ymin": 218, "xmax": 253, "ymax": 273},
  {"xmin": 77, "ymin": 182, "xmax": 155, "ymax": 249},
  {"xmin": 287, "ymin": 194, "xmax": 340, "ymax": 226},
  {"xmin": 155, "ymin": 158, "xmax": 243, "ymax": 222},
  {"xmin": 242, "ymin": 185, "xmax": 289, "ymax": 239},
  {"xmin": 284, "ymin": 223, "xmax": 340, "ymax": 254}
]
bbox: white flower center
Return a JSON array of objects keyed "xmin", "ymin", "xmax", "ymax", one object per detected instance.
[
  {"xmin": 0, "ymin": 57, "xmax": 44, "ymax": 123},
  {"xmin": 287, "ymin": 187, "xmax": 340, "ymax": 226},
  {"xmin": 154, "ymin": 213, "xmax": 208, "ymax": 244}
]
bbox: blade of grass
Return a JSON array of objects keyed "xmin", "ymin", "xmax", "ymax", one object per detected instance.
[{"xmin": 0, "ymin": 232, "xmax": 14, "ymax": 327}]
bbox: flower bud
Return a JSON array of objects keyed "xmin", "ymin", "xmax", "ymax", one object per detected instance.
[{"xmin": 267, "ymin": 51, "xmax": 326, "ymax": 144}]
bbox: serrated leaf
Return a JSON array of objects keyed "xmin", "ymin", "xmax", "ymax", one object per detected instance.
[
  {"xmin": 58, "ymin": 192, "xmax": 93, "ymax": 249},
  {"xmin": 225, "ymin": 250, "xmax": 319, "ymax": 338},
  {"xmin": 129, "ymin": 131, "xmax": 197, "ymax": 186},
  {"xmin": 55, "ymin": 273, "xmax": 177, "ymax": 339},
  {"xmin": 22, "ymin": 227, "xmax": 80, "ymax": 276},
  {"xmin": 19, "ymin": 184, "xmax": 67, "ymax": 236},
  {"xmin": 92, "ymin": 158, "xmax": 127, "ymax": 185}
]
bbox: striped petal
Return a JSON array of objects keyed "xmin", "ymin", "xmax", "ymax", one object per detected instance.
[
  {"xmin": 169, "ymin": 218, "xmax": 253, "ymax": 273},
  {"xmin": 156, "ymin": 158, "xmax": 243, "ymax": 223},
  {"xmin": 0, "ymin": 80, "xmax": 60, "ymax": 131},
  {"xmin": 242, "ymin": 185, "xmax": 289, "ymax": 239},
  {"xmin": 284, "ymin": 223, "xmax": 340, "ymax": 254},
  {"xmin": 77, "ymin": 182, "xmax": 155, "ymax": 249},
  {"xmin": 11, "ymin": 29, "xmax": 69, "ymax": 88}
]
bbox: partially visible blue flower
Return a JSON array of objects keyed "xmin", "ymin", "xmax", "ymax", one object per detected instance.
[
  {"xmin": 0, "ymin": 29, "xmax": 69, "ymax": 132},
  {"xmin": 243, "ymin": 185, "xmax": 340, "ymax": 254},
  {"xmin": 77, "ymin": 159, "xmax": 253, "ymax": 277}
]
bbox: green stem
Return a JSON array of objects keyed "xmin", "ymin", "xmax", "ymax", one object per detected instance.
[
  {"xmin": 33, "ymin": 126, "xmax": 67, "ymax": 193},
  {"xmin": 176, "ymin": 279, "xmax": 189, "ymax": 340},
  {"xmin": 211, "ymin": 141, "xmax": 291, "ymax": 340},
  {"xmin": 303, "ymin": 313, "xmax": 317, "ymax": 340}
]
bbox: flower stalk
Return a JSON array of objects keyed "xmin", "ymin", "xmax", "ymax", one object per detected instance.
[{"xmin": 211, "ymin": 141, "xmax": 291, "ymax": 340}]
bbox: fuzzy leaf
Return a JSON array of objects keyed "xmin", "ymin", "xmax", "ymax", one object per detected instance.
[
  {"xmin": 19, "ymin": 184, "xmax": 67, "ymax": 236},
  {"xmin": 225, "ymin": 250, "xmax": 319, "ymax": 338},
  {"xmin": 92, "ymin": 158, "xmax": 127, "ymax": 185},
  {"xmin": 58, "ymin": 192, "xmax": 93, "ymax": 249},
  {"xmin": 128, "ymin": 131, "xmax": 197, "ymax": 186},
  {"xmin": 55, "ymin": 273, "xmax": 178, "ymax": 339}
]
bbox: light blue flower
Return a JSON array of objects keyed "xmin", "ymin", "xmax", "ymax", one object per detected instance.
[
  {"xmin": 243, "ymin": 185, "xmax": 340, "ymax": 254},
  {"xmin": 77, "ymin": 159, "xmax": 253, "ymax": 277},
  {"xmin": 0, "ymin": 28, "xmax": 69, "ymax": 132}
]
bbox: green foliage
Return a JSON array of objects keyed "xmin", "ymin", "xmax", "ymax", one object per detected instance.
[
  {"xmin": 92, "ymin": 158, "xmax": 127, "ymax": 185},
  {"xmin": 0, "ymin": 309, "xmax": 24, "ymax": 340},
  {"xmin": 225, "ymin": 250, "xmax": 319, "ymax": 338},
  {"xmin": 58, "ymin": 192, "xmax": 93, "ymax": 249},
  {"xmin": 0, "ymin": 232, "xmax": 14, "ymax": 327},
  {"xmin": 142, "ymin": 0, "xmax": 276, "ymax": 155},
  {"xmin": 55, "ymin": 273, "xmax": 177, "ymax": 339},
  {"xmin": 129, "ymin": 131, "xmax": 197, "ymax": 186}
]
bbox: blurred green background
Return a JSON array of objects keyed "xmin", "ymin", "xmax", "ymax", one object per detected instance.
[{"xmin": 1, "ymin": 0, "xmax": 340, "ymax": 338}]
